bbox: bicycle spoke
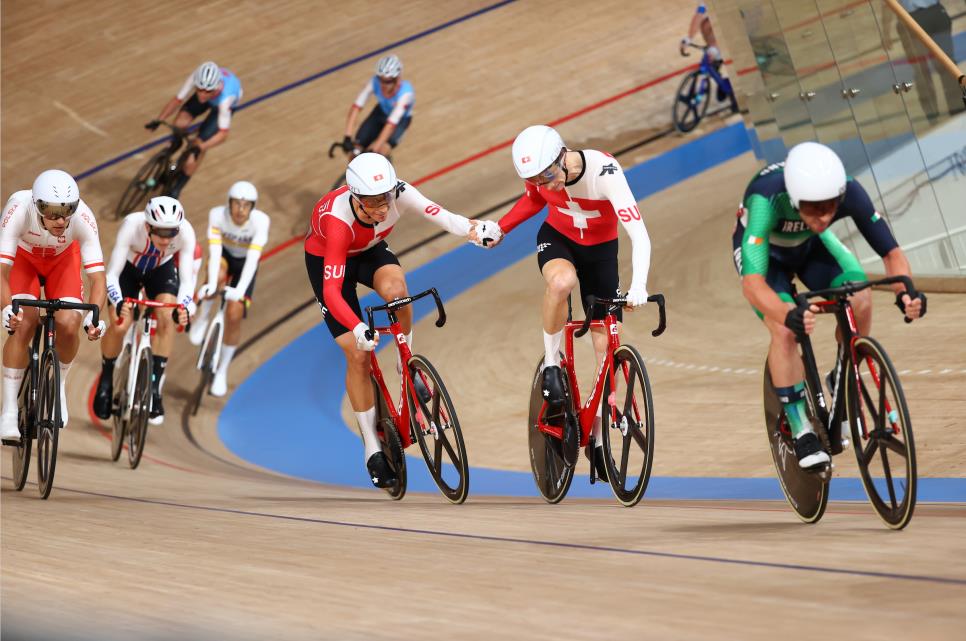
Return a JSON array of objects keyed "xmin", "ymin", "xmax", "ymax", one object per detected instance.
[
  {"xmin": 879, "ymin": 445, "xmax": 898, "ymax": 510},
  {"xmin": 880, "ymin": 434, "xmax": 908, "ymax": 458},
  {"xmin": 876, "ymin": 372, "xmax": 887, "ymax": 433},
  {"xmin": 629, "ymin": 423, "xmax": 647, "ymax": 451},
  {"xmin": 434, "ymin": 437, "xmax": 443, "ymax": 476},
  {"xmin": 620, "ymin": 432, "xmax": 630, "ymax": 481},
  {"xmin": 860, "ymin": 436, "xmax": 879, "ymax": 466},
  {"xmin": 439, "ymin": 430, "xmax": 459, "ymax": 465},
  {"xmin": 622, "ymin": 367, "xmax": 636, "ymax": 413}
]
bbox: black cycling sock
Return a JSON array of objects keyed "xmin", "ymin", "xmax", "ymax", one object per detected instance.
[
  {"xmin": 101, "ymin": 356, "xmax": 117, "ymax": 379},
  {"xmin": 152, "ymin": 357, "xmax": 168, "ymax": 393}
]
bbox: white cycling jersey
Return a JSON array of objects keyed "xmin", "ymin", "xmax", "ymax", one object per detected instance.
[
  {"xmin": 0, "ymin": 191, "xmax": 104, "ymax": 272},
  {"xmin": 205, "ymin": 205, "xmax": 270, "ymax": 294},
  {"xmin": 106, "ymin": 212, "xmax": 197, "ymax": 308}
]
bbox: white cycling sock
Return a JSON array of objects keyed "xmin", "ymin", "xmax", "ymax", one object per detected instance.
[
  {"xmin": 59, "ymin": 360, "xmax": 72, "ymax": 426},
  {"xmin": 591, "ymin": 416, "xmax": 603, "ymax": 447},
  {"xmin": 543, "ymin": 330, "xmax": 563, "ymax": 368},
  {"xmin": 2, "ymin": 367, "xmax": 25, "ymax": 417},
  {"xmin": 355, "ymin": 406, "xmax": 381, "ymax": 460},
  {"xmin": 217, "ymin": 344, "xmax": 237, "ymax": 379}
]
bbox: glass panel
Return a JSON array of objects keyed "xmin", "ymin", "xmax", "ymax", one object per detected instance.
[
  {"xmin": 871, "ymin": 0, "xmax": 966, "ymax": 275},
  {"xmin": 742, "ymin": 0, "xmax": 818, "ymax": 158},
  {"xmin": 817, "ymin": 0, "xmax": 953, "ymax": 275}
]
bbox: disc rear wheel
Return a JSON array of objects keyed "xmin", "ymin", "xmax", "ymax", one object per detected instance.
[{"xmin": 527, "ymin": 356, "xmax": 575, "ymax": 504}]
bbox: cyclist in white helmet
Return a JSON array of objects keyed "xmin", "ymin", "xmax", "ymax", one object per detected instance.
[
  {"xmin": 1, "ymin": 170, "xmax": 107, "ymax": 442},
  {"xmin": 733, "ymin": 142, "xmax": 925, "ymax": 469},
  {"xmin": 341, "ymin": 54, "xmax": 415, "ymax": 157},
  {"xmin": 93, "ymin": 196, "xmax": 197, "ymax": 426},
  {"xmin": 481, "ymin": 125, "xmax": 653, "ymax": 480},
  {"xmin": 145, "ymin": 61, "xmax": 244, "ymax": 198},
  {"xmin": 190, "ymin": 180, "xmax": 271, "ymax": 397},
  {"xmin": 304, "ymin": 153, "xmax": 491, "ymax": 489}
]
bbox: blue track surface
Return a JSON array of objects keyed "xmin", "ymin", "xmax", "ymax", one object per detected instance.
[{"xmin": 219, "ymin": 123, "xmax": 965, "ymax": 502}]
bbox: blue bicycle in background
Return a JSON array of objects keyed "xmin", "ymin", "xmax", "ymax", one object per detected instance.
[{"xmin": 672, "ymin": 43, "xmax": 739, "ymax": 133}]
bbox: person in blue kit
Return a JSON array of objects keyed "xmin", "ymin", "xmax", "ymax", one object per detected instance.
[
  {"xmin": 340, "ymin": 54, "xmax": 414, "ymax": 157},
  {"xmin": 145, "ymin": 61, "xmax": 243, "ymax": 198}
]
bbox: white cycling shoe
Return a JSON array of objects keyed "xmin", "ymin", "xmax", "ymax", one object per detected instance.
[
  {"xmin": 60, "ymin": 382, "xmax": 69, "ymax": 428},
  {"xmin": 1, "ymin": 412, "xmax": 20, "ymax": 442},
  {"xmin": 209, "ymin": 371, "xmax": 228, "ymax": 397}
]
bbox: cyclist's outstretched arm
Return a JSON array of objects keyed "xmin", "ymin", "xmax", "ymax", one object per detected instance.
[
  {"xmin": 203, "ymin": 208, "xmax": 225, "ymax": 294},
  {"xmin": 496, "ymin": 184, "xmax": 547, "ymax": 236},
  {"xmin": 598, "ymin": 157, "xmax": 652, "ymax": 303},
  {"xmin": 74, "ymin": 208, "xmax": 107, "ymax": 323},
  {"xmin": 0, "ymin": 195, "xmax": 28, "ymax": 308},
  {"xmin": 399, "ymin": 183, "xmax": 473, "ymax": 237},
  {"xmin": 318, "ymin": 220, "xmax": 363, "ymax": 331},
  {"xmin": 344, "ymin": 83, "xmax": 372, "ymax": 140},
  {"xmin": 175, "ymin": 224, "xmax": 198, "ymax": 312}
]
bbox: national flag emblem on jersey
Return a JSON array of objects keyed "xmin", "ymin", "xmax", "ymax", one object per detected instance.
[
  {"xmin": 871, "ymin": 211, "xmax": 881, "ymax": 223},
  {"xmin": 747, "ymin": 235, "xmax": 764, "ymax": 245}
]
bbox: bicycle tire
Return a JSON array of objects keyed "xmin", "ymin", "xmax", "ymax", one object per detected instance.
[
  {"xmin": 600, "ymin": 344, "xmax": 655, "ymax": 507},
  {"xmin": 192, "ymin": 321, "xmax": 221, "ymax": 416},
  {"xmin": 845, "ymin": 337, "xmax": 916, "ymax": 530},
  {"xmin": 672, "ymin": 70, "xmax": 711, "ymax": 133},
  {"xmin": 36, "ymin": 350, "xmax": 61, "ymax": 499},
  {"xmin": 408, "ymin": 355, "xmax": 469, "ymax": 504},
  {"xmin": 763, "ymin": 362, "xmax": 830, "ymax": 524},
  {"xmin": 371, "ymin": 376, "xmax": 406, "ymax": 500},
  {"xmin": 128, "ymin": 349, "xmax": 152, "ymax": 469},
  {"xmin": 115, "ymin": 150, "xmax": 167, "ymax": 219},
  {"xmin": 110, "ymin": 345, "xmax": 132, "ymax": 462},
  {"xmin": 527, "ymin": 355, "xmax": 575, "ymax": 504},
  {"xmin": 10, "ymin": 372, "xmax": 33, "ymax": 491}
]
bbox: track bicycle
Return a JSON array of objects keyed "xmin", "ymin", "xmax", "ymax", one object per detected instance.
[
  {"xmin": 4, "ymin": 298, "xmax": 99, "ymax": 499},
  {"xmin": 763, "ymin": 276, "xmax": 919, "ymax": 529},
  {"xmin": 528, "ymin": 293, "xmax": 666, "ymax": 506},
  {"xmin": 364, "ymin": 288, "xmax": 469, "ymax": 504},
  {"xmin": 672, "ymin": 43, "xmax": 739, "ymax": 133},
  {"xmin": 190, "ymin": 293, "xmax": 227, "ymax": 415},
  {"xmin": 114, "ymin": 122, "xmax": 198, "ymax": 219},
  {"xmin": 108, "ymin": 298, "xmax": 185, "ymax": 468}
]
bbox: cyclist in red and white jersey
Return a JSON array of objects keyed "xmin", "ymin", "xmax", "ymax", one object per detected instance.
[
  {"xmin": 93, "ymin": 197, "xmax": 196, "ymax": 426},
  {"xmin": 1, "ymin": 170, "xmax": 107, "ymax": 441},
  {"xmin": 304, "ymin": 153, "xmax": 489, "ymax": 488},
  {"xmin": 483, "ymin": 125, "xmax": 652, "ymax": 478}
]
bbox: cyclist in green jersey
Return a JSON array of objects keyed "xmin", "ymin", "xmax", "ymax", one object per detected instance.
[{"xmin": 732, "ymin": 142, "xmax": 926, "ymax": 469}]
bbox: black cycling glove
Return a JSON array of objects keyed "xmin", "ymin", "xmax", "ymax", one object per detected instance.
[
  {"xmin": 341, "ymin": 136, "xmax": 355, "ymax": 154},
  {"xmin": 784, "ymin": 306, "xmax": 808, "ymax": 334},
  {"xmin": 895, "ymin": 290, "xmax": 927, "ymax": 319}
]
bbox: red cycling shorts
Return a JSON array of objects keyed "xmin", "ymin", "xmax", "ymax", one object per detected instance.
[{"xmin": 7, "ymin": 243, "xmax": 84, "ymax": 300}]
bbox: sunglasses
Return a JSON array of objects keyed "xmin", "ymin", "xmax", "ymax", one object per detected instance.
[
  {"xmin": 378, "ymin": 76, "xmax": 399, "ymax": 85},
  {"xmin": 354, "ymin": 192, "xmax": 393, "ymax": 210},
  {"xmin": 526, "ymin": 153, "xmax": 564, "ymax": 187},
  {"xmin": 149, "ymin": 226, "xmax": 180, "ymax": 238},
  {"xmin": 37, "ymin": 200, "xmax": 79, "ymax": 221}
]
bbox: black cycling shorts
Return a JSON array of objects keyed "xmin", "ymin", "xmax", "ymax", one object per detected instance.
[
  {"xmin": 304, "ymin": 241, "xmax": 401, "ymax": 339},
  {"xmin": 536, "ymin": 222, "xmax": 622, "ymax": 322},
  {"xmin": 118, "ymin": 260, "xmax": 179, "ymax": 301},
  {"xmin": 180, "ymin": 94, "xmax": 231, "ymax": 142},
  {"xmin": 356, "ymin": 106, "xmax": 412, "ymax": 149},
  {"xmin": 222, "ymin": 252, "xmax": 257, "ymax": 301}
]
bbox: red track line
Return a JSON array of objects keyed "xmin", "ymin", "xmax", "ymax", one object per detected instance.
[{"xmin": 259, "ymin": 58, "xmax": 727, "ymax": 264}]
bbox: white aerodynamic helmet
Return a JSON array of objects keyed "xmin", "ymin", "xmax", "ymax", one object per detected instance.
[
  {"xmin": 194, "ymin": 61, "xmax": 221, "ymax": 91},
  {"xmin": 511, "ymin": 125, "xmax": 565, "ymax": 179},
  {"xmin": 346, "ymin": 153, "xmax": 397, "ymax": 196},
  {"xmin": 784, "ymin": 142, "xmax": 847, "ymax": 210},
  {"xmin": 375, "ymin": 54, "xmax": 402, "ymax": 79},
  {"xmin": 32, "ymin": 169, "xmax": 80, "ymax": 218},
  {"xmin": 144, "ymin": 196, "xmax": 185, "ymax": 229},
  {"xmin": 228, "ymin": 180, "xmax": 258, "ymax": 204}
]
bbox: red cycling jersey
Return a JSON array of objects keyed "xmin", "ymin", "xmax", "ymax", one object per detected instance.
[{"xmin": 304, "ymin": 182, "xmax": 472, "ymax": 330}]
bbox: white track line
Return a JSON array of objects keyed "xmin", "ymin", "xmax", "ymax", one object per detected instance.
[
  {"xmin": 53, "ymin": 101, "xmax": 108, "ymax": 137},
  {"xmin": 641, "ymin": 358, "xmax": 963, "ymax": 378}
]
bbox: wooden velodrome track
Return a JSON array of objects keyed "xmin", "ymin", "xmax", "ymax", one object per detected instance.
[{"xmin": 3, "ymin": 1, "xmax": 965, "ymax": 639}]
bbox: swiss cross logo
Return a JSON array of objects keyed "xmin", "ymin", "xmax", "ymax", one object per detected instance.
[
  {"xmin": 374, "ymin": 174, "xmax": 384, "ymax": 181},
  {"xmin": 521, "ymin": 156, "xmax": 531, "ymax": 164}
]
